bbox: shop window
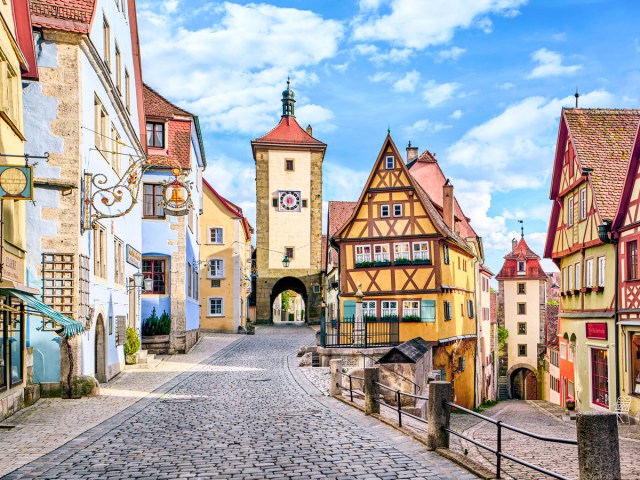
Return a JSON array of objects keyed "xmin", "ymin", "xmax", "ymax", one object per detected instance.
[
  {"xmin": 631, "ymin": 334, "xmax": 640, "ymax": 396},
  {"xmin": 8, "ymin": 299, "xmax": 22, "ymax": 386},
  {"xmin": 591, "ymin": 348, "xmax": 609, "ymax": 407}
]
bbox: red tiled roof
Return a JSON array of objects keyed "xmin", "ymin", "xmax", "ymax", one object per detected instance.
[
  {"xmin": 143, "ymin": 84, "xmax": 193, "ymax": 119},
  {"xmin": 409, "ymin": 151, "xmax": 477, "ymax": 239},
  {"xmin": 252, "ymin": 116, "xmax": 326, "ymax": 147},
  {"xmin": 564, "ymin": 108, "xmax": 640, "ymax": 221},
  {"xmin": 496, "ymin": 237, "xmax": 547, "ymax": 280},
  {"xmin": 29, "ymin": 0, "xmax": 96, "ymax": 33},
  {"xmin": 147, "ymin": 119, "xmax": 192, "ymax": 169},
  {"xmin": 203, "ymin": 179, "xmax": 253, "ymax": 241},
  {"xmin": 327, "ymin": 201, "xmax": 356, "ymax": 270}
]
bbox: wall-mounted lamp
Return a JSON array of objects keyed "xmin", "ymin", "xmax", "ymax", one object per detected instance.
[
  {"xmin": 128, "ymin": 272, "xmax": 153, "ymax": 292},
  {"xmin": 282, "ymin": 256, "xmax": 291, "ymax": 268}
]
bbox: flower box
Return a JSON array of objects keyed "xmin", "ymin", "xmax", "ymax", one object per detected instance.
[
  {"xmin": 355, "ymin": 261, "xmax": 374, "ymax": 268},
  {"xmin": 412, "ymin": 259, "xmax": 432, "ymax": 265},
  {"xmin": 402, "ymin": 315, "xmax": 421, "ymax": 322},
  {"xmin": 394, "ymin": 258, "xmax": 411, "ymax": 265},
  {"xmin": 373, "ymin": 261, "xmax": 391, "ymax": 267}
]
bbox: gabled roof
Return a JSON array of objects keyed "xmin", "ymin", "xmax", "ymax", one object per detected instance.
[
  {"xmin": 377, "ymin": 337, "xmax": 434, "ymax": 364},
  {"xmin": 613, "ymin": 118, "xmax": 640, "ymax": 230},
  {"xmin": 30, "ymin": 0, "xmax": 96, "ymax": 33},
  {"xmin": 408, "ymin": 149, "xmax": 477, "ymax": 239},
  {"xmin": 203, "ymin": 179, "xmax": 253, "ymax": 241},
  {"xmin": 326, "ymin": 201, "xmax": 356, "ymax": 271},
  {"xmin": 144, "ymin": 84, "xmax": 193, "ymax": 119},
  {"xmin": 252, "ymin": 116, "xmax": 326, "ymax": 149},
  {"xmin": 497, "ymin": 237, "xmax": 547, "ymax": 280}
]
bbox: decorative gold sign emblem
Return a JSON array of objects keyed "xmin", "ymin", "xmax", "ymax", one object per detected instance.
[{"xmin": 0, "ymin": 166, "xmax": 33, "ymax": 200}]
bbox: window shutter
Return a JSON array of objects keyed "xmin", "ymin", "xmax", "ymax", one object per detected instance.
[
  {"xmin": 420, "ymin": 300, "xmax": 435, "ymax": 322},
  {"xmin": 467, "ymin": 300, "xmax": 474, "ymax": 318},
  {"xmin": 343, "ymin": 300, "xmax": 356, "ymax": 323}
]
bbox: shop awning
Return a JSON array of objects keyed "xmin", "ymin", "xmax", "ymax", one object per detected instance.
[
  {"xmin": 3, "ymin": 289, "xmax": 84, "ymax": 337},
  {"xmin": 617, "ymin": 320, "xmax": 640, "ymax": 327}
]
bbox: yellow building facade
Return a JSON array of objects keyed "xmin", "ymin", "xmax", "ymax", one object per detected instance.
[
  {"xmin": 200, "ymin": 180, "xmax": 253, "ymax": 332},
  {"xmin": 332, "ymin": 135, "xmax": 478, "ymax": 409}
]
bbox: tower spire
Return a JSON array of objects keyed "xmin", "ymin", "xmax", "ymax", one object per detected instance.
[
  {"xmin": 518, "ymin": 219, "xmax": 524, "ymax": 238},
  {"xmin": 281, "ymin": 77, "xmax": 296, "ymax": 117}
]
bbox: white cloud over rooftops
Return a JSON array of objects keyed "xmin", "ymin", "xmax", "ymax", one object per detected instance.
[{"xmin": 527, "ymin": 48, "xmax": 582, "ymax": 79}]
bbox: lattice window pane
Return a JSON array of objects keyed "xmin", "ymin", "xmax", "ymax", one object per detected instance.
[{"xmin": 42, "ymin": 253, "xmax": 75, "ymax": 316}]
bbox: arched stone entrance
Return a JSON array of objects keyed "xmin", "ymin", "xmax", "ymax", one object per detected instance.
[
  {"xmin": 270, "ymin": 277, "xmax": 307, "ymax": 323},
  {"xmin": 508, "ymin": 364, "xmax": 537, "ymax": 400},
  {"xmin": 94, "ymin": 314, "xmax": 107, "ymax": 383}
]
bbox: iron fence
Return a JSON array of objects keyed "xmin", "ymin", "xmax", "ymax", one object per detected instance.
[{"xmin": 320, "ymin": 316, "xmax": 400, "ymax": 348}]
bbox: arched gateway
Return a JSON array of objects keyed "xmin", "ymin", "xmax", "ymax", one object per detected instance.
[{"xmin": 251, "ymin": 81, "xmax": 326, "ymax": 324}]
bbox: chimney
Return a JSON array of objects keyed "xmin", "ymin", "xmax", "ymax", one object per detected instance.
[
  {"xmin": 406, "ymin": 141, "xmax": 418, "ymax": 163},
  {"xmin": 443, "ymin": 179, "xmax": 455, "ymax": 231},
  {"xmin": 512, "ymin": 238, "xmax": 517, "ymax": 252},
  {"xmin": 306, "ymin": 124, "xmax": 313, "ymax": 136}
]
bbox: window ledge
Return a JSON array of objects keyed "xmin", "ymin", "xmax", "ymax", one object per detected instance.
[{"xmin": 592, "ymin": 286, "xmax": 604, "ymax": 292}]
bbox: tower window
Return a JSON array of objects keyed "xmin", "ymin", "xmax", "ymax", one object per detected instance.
[
  {"xmin": 385, "ymin": 156, "xmax": 394, "ymax": 169},
  {"xmin": 285, "ymin": 247, "xmax": 294, "ymax": 259},
  {"xmin": 272, "ymin": 198, "xmax": 278, "ymax": 207},
  {"xmin": 302, "ymin": 199, "xmax": 308, "ymax": 208},
  {"xmin": 285, "ymin": 159, "xmax": 294, "ymax": 171}
]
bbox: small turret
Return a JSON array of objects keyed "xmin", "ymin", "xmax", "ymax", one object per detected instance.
[{"xmin": 281, "ymin": 77, "xmax": 296, "ymax": 117}]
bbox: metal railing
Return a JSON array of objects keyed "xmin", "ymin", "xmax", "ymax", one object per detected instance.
[
  {"xmin": 341, "ymin": 374, "xmax": 365, "ymax": 402},
  {"xmin": 443, "ymin": 401, "xmax": 577, "ymax": 480},
  {"xmin": 320, "ymin": 317, "xmax": 400, "ymax": 348},
  {"xmin": 375, "ymin": 381, "xmax": 428, "ymax": 429},
  {"xmin": 359, "ymin": 350, "xmax": 420, "ymax": 392}
]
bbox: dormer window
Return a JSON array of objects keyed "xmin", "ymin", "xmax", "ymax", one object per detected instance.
[
  {"xmin": 385, "ymin": 156, "xmax": 394, "ymax": 169},
  {"xmin": 147, "ymin": 122, "xmax": 165, "ymax": 148},
  {"xmin": 517, "ymin": 261, "xmax": 525, "ymax": 275}
]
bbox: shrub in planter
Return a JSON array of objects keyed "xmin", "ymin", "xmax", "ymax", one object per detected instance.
[
  {"xmin": 381, "ymin": 315, "xmax": 399, "ymax": 321},
  {"xmin": 355, "ymin": 261, "xmax": 374, "ymax": 268},
  {"xmin": 394, "ymin": 258, "xmax": 411, "ymax": 265},
  {"xmin": 363, "ymin": 315, "xmax": 377, "ymax": 322},
  {"xmin": 124, "ymin": 327, "xmax": 141, "ymax": 364},
  {"xmin": 402, "ymin": 315, "xmax": 420, "ymax": 322},
  {"xmin": 142, "ymin": 308, "xmax": 171, "ymax": 336}
]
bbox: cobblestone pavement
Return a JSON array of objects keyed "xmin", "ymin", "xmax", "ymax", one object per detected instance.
[
  {"xmin": 2, "ymin": 326, "xmax": 478, "ymax": 480},
  {"xmin": 0, "ymin": 333, "xmax": 240, "ymax": 478},
  {"xmin": 301, "ymin": 366, "xmax": 640, "ymax": 479}
]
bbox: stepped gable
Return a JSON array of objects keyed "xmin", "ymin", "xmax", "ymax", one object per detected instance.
[
  {"xmin": 564, "ymin": 108, "xmax": 640, "ymax": 221},
  {"xmin": 496, "ymin": 237, "xmax": 547, "ymax": 280}
]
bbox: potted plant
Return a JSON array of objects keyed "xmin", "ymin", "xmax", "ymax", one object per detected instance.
[
  {"xmin": 566, "ymin": 396, "xmax": 576, "ymax": 411},
  {"xmin": 124, "ymin": 327, "xmax": 141, "ymax": 365},
  {"xmin": 402, "ymin": 314, "xmax": 420, "ymax": 322}
]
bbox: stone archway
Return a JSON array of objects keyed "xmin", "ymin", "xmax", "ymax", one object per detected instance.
[
  {"xmin": 270, "ymin": 277, "xmax": 308, "ymax": 323},
  {"xmin": 507, "ymin": 363, "xmax": 537, "ymax": 400},
  {"xmin": 94, "ymin": 314, "xmax": 107, "ymax": 383}
]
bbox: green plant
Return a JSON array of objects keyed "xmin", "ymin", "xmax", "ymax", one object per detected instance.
[
  {"xmin": 498, "ymin": 326, "xmax": 509, "ymax": 350},
  {"xmin": 381, "ymin": 314, "xmax": 399, "ymax": 321},
  {"xmin": 547, "ymin": 300, "xmax": 559, "ymax": 306},
  {"xmin": 355, "ymin": 261, "xmax": 374, "ymax": 268},
  {"xmin": 124, "ymin": 327, "xmax": 141, "ymax": 356},
  {"xmin": 363, "ymin": 315, "xmax": 377, "ymax": 322},
  {"xmin": 394, "ymin": 258, "xmax": 411, "ymax": 265},
  {"xmin": 142, "ymin": 308, "xmax": 171, "ymax": 336},
  {"xmin": 402, "ymin": 315, "xmax": 420, "ymax": 322},
  {"xmin": 281, "ymin": 291, "xmax": 291, "ymax": 312},
  {"xmin": 288, "ymin": 312, "xmax": 295, "ymax": 321}
]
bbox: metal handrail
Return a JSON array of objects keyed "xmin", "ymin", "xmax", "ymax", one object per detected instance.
[
  {"xmin": 443, "ymin": 400, "xmax": 577, "ymax": 480},
  {"xmin": 373, "ymin": 380, "xmax": 429, "ymax": 429}
]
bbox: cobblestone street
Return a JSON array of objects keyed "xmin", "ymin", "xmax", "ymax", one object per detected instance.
[{"xmin": 1, "ymin": 326, "xmax": 478, "ymax": 479}]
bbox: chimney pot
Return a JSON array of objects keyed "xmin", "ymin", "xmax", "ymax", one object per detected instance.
[
  {"xmin": 443, "ymin": 180, "xmax": 455, "ymax": 231},
  {"xmin": 306, "ymin": 124, "xmax": 313, "ymax": 136},
  {"xmin": 406, "ymin": 142, "xmax": 419, "ymax": 163}
]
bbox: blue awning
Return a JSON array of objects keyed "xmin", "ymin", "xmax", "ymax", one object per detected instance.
[{"xmin": 4, "ymin": 289, "xmax": 85, "ymax": 337}]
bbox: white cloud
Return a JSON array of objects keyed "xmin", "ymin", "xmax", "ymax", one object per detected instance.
[
  {"xmin": 496, "ymin": 82, "xmax": 515, "ymax": 90},
  {"xmin": 137, "ymin": 1, "xmax": 344, "ymax": 134},
  {"xmin": 436, "ymin": 46, "xmax": 466, "ymax": 62},
  {"xmin": 422, "ymin": 80, "xmax": 460, "ymax": 107},
  {"xmin": 296, "ymin": 104, "xmax": 336, "ymax": 132},
  {"xmin": 446, "ymin": 89, "xmax": 616, "ymax": 190},
  {"xmin": 527, "ymin": 48, "xmax": 582, "ymax": 79},
  {"xmin": 552, "ymin": 32, "xmax": 567, "ymax": 41},
  {"xmin": 333, "ymin": 62, "xmax": 350, "ymax": 72},
  {"xmin": 404, "ymin": 119, "xmax": 451, "ymax": 137},
  {"xmin": 352, "ymin": 0, "xmax": 526, "ymax": 50},
  {"xmin": 393, "ymin": 70, "xmax": 421, "ymax": 92},
  {"xmin": 476, "ymin": 17, "xmax": 493, "ymax": 34},
  {"xmin": 369, "ymin": 71, "xmax": 393, "ymax": 83},
  {"xmin": 323, "ymin": 162, "xmax": 370, "ymax": 201},
  {"xmin": 354, "ymin": 44, "xmax": 413, "ymax": 64},
  {"xmin": 449, "ymin": 109, "xmax": 463, "ymax": 120}
]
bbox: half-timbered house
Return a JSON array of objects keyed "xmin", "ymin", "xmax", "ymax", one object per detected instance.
[
  {"xmin": 546, "ymin": 108, "xmax": 640, "ymax": 412},
  {"xmin": 612, "ymin": 114, "xmax": 640, "ymax": 417},
  {"xmin": 332, "ymin": 135, "xmax": 478, "ymax": 408}
]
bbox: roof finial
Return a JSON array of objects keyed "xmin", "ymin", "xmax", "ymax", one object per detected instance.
[
  {"xmin": 281, "ymin": 77, "xmax": 296, "ymax": 117},
  {"xmin": 574, "ymin": 87, "xmax": 580, "ymax": 108},
  {"xmin": 387, "ymin": 124, "xmax": 391, "ymax": 135},
  {"xmin": 518, "ymin": 219, "xmax": 524, "ymax": 238}
]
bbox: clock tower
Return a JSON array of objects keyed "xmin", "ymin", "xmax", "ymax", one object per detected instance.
[{"xmin": 251, "ymin": 80, "xmax": 326, "ymax": 324}]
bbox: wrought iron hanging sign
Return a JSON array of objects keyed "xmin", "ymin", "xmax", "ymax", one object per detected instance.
[{"xmin": 0, "ymin": 166, "xmax": 33, "ymax": 200}]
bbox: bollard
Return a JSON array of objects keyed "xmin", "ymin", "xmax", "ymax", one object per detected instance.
[
  {"xmin": 363, "ymin": 367, "xmax": 379, "ymax": 415},
  {"xmin": 427, "ymin": 381, "xmax": 452, "ymax": 450},
  {"xmin": 329, "ymin": 359, "xmax": 343, "ymax": 397},
  {"xmin": 576, "ymin": 412, "xmax": 621, "ymax": 480}
]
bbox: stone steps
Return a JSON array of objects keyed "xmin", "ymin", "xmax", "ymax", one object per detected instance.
[
  {"xmin": 498, "ymin": 375, "xmax": 509, "ymax": 400},
  {"xmin": 311, "ymin": 352, "xmax": 320, "ymax": 367},
  {"xmin": 125, "ymin": 350, "xmax": 164, "ymax": 370}
]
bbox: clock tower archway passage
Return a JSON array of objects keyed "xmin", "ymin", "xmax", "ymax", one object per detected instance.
[{"xmin": 252, "ymin": 81, "xmax": 326, "ymax": 325}]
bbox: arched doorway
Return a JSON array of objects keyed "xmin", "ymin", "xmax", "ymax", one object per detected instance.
[
  {"xmin": 94, "ymin": 314, "xmax": 107, "ymax": 383},
  {"xmin": 510, "ymin": 367, "xmax": 537, "ymax": 400},
  {"xmin": 270, "ymin": 277, "xmax": 307, "ymax": 324}
]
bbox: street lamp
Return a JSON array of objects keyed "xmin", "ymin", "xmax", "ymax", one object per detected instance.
[{"xmin": 282, "ymin": 255, "xmax": 291, "ymax": 268}]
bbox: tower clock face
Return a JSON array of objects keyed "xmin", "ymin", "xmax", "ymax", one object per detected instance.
[{"xmin": 279, "ymin": 190, "xmax": 301, "ymax": 211}]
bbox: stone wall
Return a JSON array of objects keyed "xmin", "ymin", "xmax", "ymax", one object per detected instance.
[{"xmin": 255, "ymin": 272, "xmax": 323, "ymax": 324}]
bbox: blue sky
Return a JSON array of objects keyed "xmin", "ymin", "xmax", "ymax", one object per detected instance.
[{"xmin": 137, "ymin": 0, "xmax": 640, "ymax": 275}]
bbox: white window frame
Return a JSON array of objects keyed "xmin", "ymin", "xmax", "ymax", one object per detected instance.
[
  {"xmin": 393, "ymin": 204, "xmax": 402, "ymax": 217},
  {"xmin": 394, "ymin": 243, "xmax": 410, "ymax": 261},
  {"xmin": 568, "ymin": 264, "xmax": 574, "ymax": 291},
  {"xmin": 585, "ymin": 258, "xmax": 594, "ymax": 288},
  {"xmin": 517, "ymin": 260, "xmax": 525, "ymax": 274},
  {"xmin": 208, "ymin": 259, "xmax": 224, "ymax": 279},
  {"xmin": 562, "ymin": 267, "xmax": 568, "ymax": 291},
  {"xmin": 597, "ymin": 256, "xmax": 606, "ymax": 287},
  {"xmin": 208, "ymin": 227, "xmax": 224, "ymax": 245},
  {"xmin": 355, "ymin": 245, "xmax": 371, "ymax": 263},
  {"xmin": 403, "ymin": 300, "xmax": 419, "ymax": 318},
  {"xmin": 575, "ymin": 262, "xmax": 581, "ymax": 290},
  {"xmin": 208, "ymin": 297, "xmax": 224, "ymax": 317},
  {"xmin": 380, "ymin": 204, "xmax": 390, "ymax": 218},
  {"xmin": 579, "ymin": 187, "xmax": 587, "ymax": 221},
  {"xmin": 412, "ymin": 242, "xmax": 430, "ymax": 261},
  {"xmin": 560, "ymin": 343, "xmax": 567, "ymax": 359},
  {"xmin": 363, "ymin": 301, "xmax": 376, "ymax": 318},
  {"xmin": 567, "ymin": 196, "xmax": 574, "ymax": 226},
  {"xmin": 374, "ymin": 244, "xmax": 390, "ymax": 262},
  {"xmin": 385, "ymin": 156, "xmax": 394, "ymax": 169},
  {"xmin": 381, "ymin": 300, "xmax": 398, "ymax": 317}
]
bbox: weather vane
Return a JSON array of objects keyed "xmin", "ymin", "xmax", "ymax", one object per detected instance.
[{"xmin": 518, "ymin": 219, "xmax": 524, "ymax": 237}]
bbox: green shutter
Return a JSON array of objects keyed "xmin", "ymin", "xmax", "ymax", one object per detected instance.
[
  {"xmin": 343, "ymin": 300, "xmax": 356, "ymax": 323},
  {"xmin": 420, "ymin": 300, "xmax": 436, "ymax": 322}
]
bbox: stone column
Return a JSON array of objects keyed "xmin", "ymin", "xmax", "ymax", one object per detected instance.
[
  {"xmin": 363, "ymin": 367, "xmax": 379, "ymax": 415},
  {"xmin": 428, "ymin": 381, "xmax": 452, "ymax": 450},
  {"xmin": 330, "ymin": 359, "xmax": 343, "ymax": 397},
  {"xmin": 353, "ymin": 283, "xmax": 365, "ymax": 346},
  {"xmin": 576, "ymin": 412, "xmax": 621, "ymax": 480}
]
